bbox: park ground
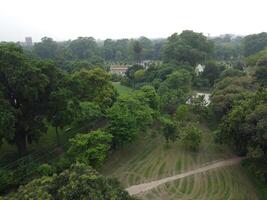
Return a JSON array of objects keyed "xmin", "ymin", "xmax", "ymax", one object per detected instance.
[{"xmin": 101, "ymin": 122, "xmax": 260, "ymax": 200}]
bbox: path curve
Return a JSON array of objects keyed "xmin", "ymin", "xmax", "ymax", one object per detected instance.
[{"xmin": 126, "ymin": 157, "xmax": 244, "ymax": 195}]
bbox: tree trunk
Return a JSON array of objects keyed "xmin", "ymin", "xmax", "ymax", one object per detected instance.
[
  {"xmin": 15, "ymin": 131, "xmax": 27, "ymax": 156},
  {"xmin": 56, "ymin": 126, "xmax": 60, "ymax": 146}
]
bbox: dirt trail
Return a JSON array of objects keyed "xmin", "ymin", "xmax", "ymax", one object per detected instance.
[{"xmin": 126, "ymin": 157, "xmax": 243, "ymax": 195}]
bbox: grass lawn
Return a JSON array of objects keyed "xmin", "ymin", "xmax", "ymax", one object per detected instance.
[
  {"xmin": 112, "ymin": 82, "xmax": 133, "ymax": 96},
  {"xmin": 101, "ymin": 124, "xmax": 259, "ymax": 200},
  {"xmin": 242, "ymin": 161, "xmax": 267, "ymax": 200}
]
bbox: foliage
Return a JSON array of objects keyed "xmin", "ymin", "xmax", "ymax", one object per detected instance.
[
  {"xmin": 243, "ymin": 32, "xmax": 267, "ymax": 57},
  {"xmin": 69, "ymin": 68, "xmax": 117, "ymax": 110},
  {"xmin": 68, "ymin": 130, "xmax": 112, "ymax": 167},
  {"xmin": 74, "ymin": 102, "xmax": 103, "ymax": 129},
  {"xmin": 37, "ymin": 164, "xmax": 56, "ymax": 176},
  {"xmin": 200, "ymin": 61, "xmax": 225, "ymax": 87},
  {"xmin": 33, "ymin": 37, "xmax": 59, "ymax": 60},
  {"xmin": 176, "ymin": 105, "xmax": 190, "ymax": 122},
  {"xmin": 4, "ymin": 163, "xmax": 135, "ymax": 200},
  {"xmin": 164, "ymin": 30, "xmax": 213, "ymax": 66},
  {"xmin": 107, "ymin": 94, "xmax": 154, "ymax": 148},
  {"xmin": 211, "ymin": 35, "xmax": 243, "ymax": 61},
  {"xmin": 219, "ymin": 89, "xmax": 267, "ymax": 180},
  {"xmin": 181, "ymin": 123, "xmax": 202, "ymax": 151},
  {"xmin": 158, "ymin": 69, "xmax": 192, "ymax": 113},
  {"xmin": 219, "ymin": 68, "xmax": 246, "ymax": 80},
  {"xmin": 160, "ymin": 117, "xmax": 177, "ymax": 143},
  {"xmin": 69, "ymin": 37, "xmax": 99, "ymax": 60},
  {"xmin": 210, "ymin": 76, "xmax": 255, "ymax": 119},
  {"xmin": 245, "ymin": 48, "xmax": 267, "ymax": 66},
  {"xmin": 254, "ymin": 53, "xmax": 267, "ymax": 87},
  {"xmin": 0, "ymin": 43, "xmax": 65, "ymax": 155},
  {"xmin": 135, "ymin": 85, "xmax": 160, "ymax": 111}
]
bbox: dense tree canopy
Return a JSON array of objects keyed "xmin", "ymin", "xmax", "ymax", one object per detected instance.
[
  {"xmin": 4, "ymin": 163, "xmax": 136, "ymax": 200},
  {"xmin": 218, "ymin": 89, "xmax": 267, "ymax": 180},
  {"xmin": 210, "ymin": 76, "xmax": 256, "ymax": 119},
  {"xmin": 68, "ymin": 130, "xmax": 112, "ymax": 167},
  {"xmin": 243, "ymin": 32, "xmax": 267, "ymax": 57},
  {"xmin": 158, "ymin": 69, "xmax": 192, "ymax": 113},
  {"xmin": 164, "ymin": 30, "xmax": 213, "ymax": 66},
  {"xmin": 107, "ymin": 93, "xmax": 154, "ymax": 148},
  {"xmin": 68, "ymin": 68, "xmax": 117, "ymax": 110},
  {"xmin": 0, "ymin": 43, "xmax": 66, "ymax": 155}
]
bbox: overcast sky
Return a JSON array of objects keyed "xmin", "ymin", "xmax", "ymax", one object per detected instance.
[{"xmin": 1, "ymin": 0, "xmax": 267, "ymax": 42}]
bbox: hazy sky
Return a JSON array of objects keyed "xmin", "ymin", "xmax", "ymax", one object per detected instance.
[{"xmin": 1, "ymin": 0, "xmax": 267, "ymax": 42}]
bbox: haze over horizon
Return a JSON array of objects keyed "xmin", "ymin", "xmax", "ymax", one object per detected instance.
[{"xmin": 1, "ymin": 0, "xmax": 267, "ymax": 42}]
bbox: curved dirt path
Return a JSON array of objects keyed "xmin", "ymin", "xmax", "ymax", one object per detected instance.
[{"xmin": 126, "ymin": 157, "xmax": 244, "ymax": 195}]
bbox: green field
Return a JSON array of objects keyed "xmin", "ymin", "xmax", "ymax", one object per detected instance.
[
  {"xmin": 101, "ymin": 124, "xmax": 259, "ymax": 200},
  {"xmin": 112, "ymin": 82, "xmax": 132, "ymax": 96}
]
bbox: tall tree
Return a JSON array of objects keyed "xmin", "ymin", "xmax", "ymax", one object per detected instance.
[
  {"xmin": 69, "ymin": 37, "xmax": 99, "ymax": 60},
  {"xmin": 68, "ymin": 68, "xmax": 117, "ymax": 110},
  {"xmin": 33, "ymin": 37, "xmax": 59, "ymax": 59},
  {"xmin": 164, "ymin": 30, "xmax": 213, "ymax": 66},
  {"xmin": 210, "ymin": 76, "xmax": 256, "ymax": 119},
  {"xmin": 0, "ymin": 43, "xmax": 63, "ymax": 155}
]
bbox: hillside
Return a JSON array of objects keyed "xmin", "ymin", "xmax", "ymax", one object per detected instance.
[{"xmin": 101, "ymin": 124, "xmax": 259, "ymax": 200}]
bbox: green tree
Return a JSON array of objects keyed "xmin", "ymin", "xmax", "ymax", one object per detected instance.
[
  {"xmin": 158, "ymin": 69, "xmax": 192, "ymax": 113},
  {"xmin": 0, "ymin": 44, "xmax": 63, "ymax": 155},
  {"xmin": 201, "ymin": 61, "xmax": 225, "ymax": 86},
  {"xmin": 161, "ymin": 117, "xmax": 177, "ymax": 143},
  {"xmin": 254, "ymin": 54, "xmax": 267, "ymax": 87},
  {"xmin": 5, "ymin": 163, "xmax": 136, "ymax": 200},
  {"xmin": 132, "ymin": 40, "xmax": 143, "ymax": 62},
  {"xmin": 243, "ymin": 32, "xmax": 267, "ymax": 57},
  {"xmin": 219, "ymin": 68, "xmax": 246, "ymax": 80},
  {"xmin": 33, "ymin": 37, "xmax": 59, "ymax": 59},
  {"xmin": 69, "ymin": 68, "xmax": 117, "ymax": 110},
  {"xmin": 181, "ymin": 123, "xmax": 202, "ymax": 151},
  {"xmin": 47, "ymin": 88, "xmax": 78, "ymax": 146},
  {"xmin": 68, "ymin": 130, "xmax": 112, "ymax": 167},
  {"xmin": 69, "ymin": 37, "xmax": 99, "ymax": 60},
  {"xmin": 164, "ymin": 30, "xmax": 213, "ymax": 66},
  {"xmin": 135, "ymin": 85, "xmax": 160, "ymax": 111},
  {"xmin": 74, "ymin": 102, "xmax": 103, "ymax": 130},
  {"xmin": 176, "ymin": 105, "xmax": 190, "ymax": 122},
  {"xmin": 210, "ymin": 76, "xmax": 255, "ymax": 119},
  {"xmin": 107, "ymin": 95, "xmax": 153, "ymax": 148}
]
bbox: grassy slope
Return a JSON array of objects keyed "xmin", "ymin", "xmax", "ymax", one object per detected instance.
[
  {"xmin": 101, "ymin": 124, "xmax": 259, "ymax": 200},
  {"xmin": 0, "ymin": 125, "xmax": 65, "ymax": 167},
  {"xmin": 112, "ymin": 82, "xmax": 133, "ymax": 96}
]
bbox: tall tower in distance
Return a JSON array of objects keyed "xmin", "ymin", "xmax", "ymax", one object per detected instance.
[{"xmin": 25, "ymin": 37, "xmax": 33, "ymax": 46}]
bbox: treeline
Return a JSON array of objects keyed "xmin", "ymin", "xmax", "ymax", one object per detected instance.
[{"xmin": 25, "ymin": 36, "xmax": 166, "ymax": 72}]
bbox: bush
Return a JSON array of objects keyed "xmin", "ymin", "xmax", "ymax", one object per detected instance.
[
  {"xmin": 181, "ymin": 123, "xmax": 202, "ymax": 151},
  {"xmin": 0, "ymin": 169, "xmax": 14, "ymax": 193},
  {"xmin": 37, "ymin": 164, "xmax": 56, "ymax": 176}
]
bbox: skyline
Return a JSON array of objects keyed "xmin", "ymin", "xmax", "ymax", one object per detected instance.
[{"xmin": 1, "ymin": 0, "xmax": 267, "ymax": 42}]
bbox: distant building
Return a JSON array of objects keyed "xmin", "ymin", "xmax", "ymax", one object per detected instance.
[
  {"xmin": 139, "ymin": 60, "xmax": 162, "ymax": 69},
  {"xmin": 20, "ymin": 37, "xmax": 33, "ymax": 47},
  {"xmin": 195, "ymin": 64, "xmax": 205, "ymax": 75},
  {"xmin": 25, "ymin": 37, "xmax": 33, "ymax": 46},
  {"xmin": 110, "ymin": 66, "xmax": 128, "ymax": 75}
]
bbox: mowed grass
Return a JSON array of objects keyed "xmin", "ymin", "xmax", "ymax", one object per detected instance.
[
  {"xmin": 112, "ymin": 82, "xmax": 132, "ymax": 96},
  {"xmin": 101, "ymin": 124, "xmax": 259, "ymax": 200}
]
